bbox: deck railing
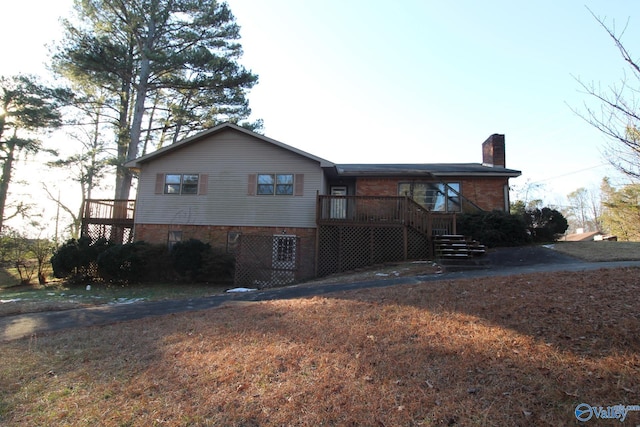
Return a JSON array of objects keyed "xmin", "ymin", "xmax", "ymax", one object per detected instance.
[
  {"xmin": 317, "ymin": 195, "xmax": 456, "ymax": 235},
  {"xmin": 82, "ymin": 199, "xmax": 136, "ymax": 223}
]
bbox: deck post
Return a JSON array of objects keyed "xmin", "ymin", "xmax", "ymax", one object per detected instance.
[{"xmin": 403, "ymin": 224, "xmax": 408, "ymax": 260}]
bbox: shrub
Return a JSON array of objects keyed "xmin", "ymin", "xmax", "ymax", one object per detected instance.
[
  {"xmin": 523, "ymin": 207, "xmax": 569, "ymax": 242},
  {"xmin": 171, "ymin": 239, "xmax": 235, "ymax": 283},
  {"xmin": 96, "ymin": 241, "xmax": 171, "ymax": 283},
  {"xmin": 200, "ymin": 247, "xmax": 236, "ymax": 283},
  {"xmin": 138, "ymin": 243, "xmax": 175, "ymax": 282},
  {"xmin": 171, "ymin": 239, "xmax": 212, "ymax": 281},
  {"xmin": 52, "ymin": 237, "xmax": 234, "ymax": 284},
  {"xmin": 457, "ymin": 210, "xmax": 531, "ymax": 247},
  {"xmin": 50, "ymin": 237, "xmax": 110, "ymax": 280}
]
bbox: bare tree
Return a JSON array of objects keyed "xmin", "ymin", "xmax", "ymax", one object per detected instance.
[
  {"xmin": 574, "ymin": 9, "xmax": 640, "ymax": 179},
  {"xmin": 567, "ymin": 188, "xmax": 589, "ymax": 231}
]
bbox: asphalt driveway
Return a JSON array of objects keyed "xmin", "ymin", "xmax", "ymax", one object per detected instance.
[{"xmin": 2, "ymin": 246, "xmax": 640, "ymax": 342}]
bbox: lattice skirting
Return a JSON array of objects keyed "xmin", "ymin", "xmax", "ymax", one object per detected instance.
[
  {"xmin": 317, "ymin": 225, "xmax": 431, "ymax": 277},
  {"xmin": 82, "ymin": 223, "xmax": 134, "ymax": 245},
  {"xmin": 234, "ymin": 234, "xmax": 301, "ymax": 288}
]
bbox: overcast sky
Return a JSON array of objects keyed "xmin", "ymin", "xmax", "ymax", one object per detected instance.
[{"xmin": 1, "ymin": 0, "xmax": 639, "ymax": 233}]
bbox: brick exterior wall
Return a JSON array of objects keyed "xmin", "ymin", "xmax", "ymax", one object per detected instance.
[
  {"xmin": 457, "ymin": 177, "xmax": 509, "ymax": 211},
  {"xmin": 134, "ymin": 224, "xmax": 317, "ymax": 280},
  {"xmin": 355, "ymin": 176, "xmax": 509, "ymax": 211},
  {"xmin": 355, "ymin": 177, "xmax": 400, "ymax": 196}
]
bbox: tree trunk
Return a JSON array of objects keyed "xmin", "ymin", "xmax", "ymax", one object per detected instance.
[
  {"xmin": 117, "ymin": 17, "xmax": 155, "ymax": 201},
  {"xmin": 0, "ymin": 139, "xmax": 16, "ymax": 234},
  {"xmin": 113, "ymin": 39, "xmax": 135, "ymax": 201}
]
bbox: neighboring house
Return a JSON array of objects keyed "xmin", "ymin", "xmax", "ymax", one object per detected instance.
[
  {"xmin": 81, "ymin": 123, "xmax": 521, "ymax": 286},
  {"xmin": 561, "ymin": 231, "xmax": 603, "ymax": 242},
  {"xmin": 561, "ymin": 231, "xmax": 616, "ymax": 242}
]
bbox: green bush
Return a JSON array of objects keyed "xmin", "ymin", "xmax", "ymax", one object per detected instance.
[
  {"xmin": 171, "ymin": 239, "xmax": 235, "ymax": 283},
  {"xmin": 96, "ymin": 241, "xmax": 171, "ymax": 283},
  {"xmin": 51, "ymin": 237, "xmax": 234, "ymax": 284},
  {"xmin": 457, "ymin": 210, "xmax": 531, "ymax": 247},
  {"xmin": 50, "ymin": 237, "xmax": 110, "ymax": 280},
  {"xmin": 171, "ymin": 239, "xmax": 212, "ymax": 281},
  {"xmin": 200, "ymin": 247, "xmax": 235, "ymax": 283},
  {"xmin": 523, "ymin": 207, "xmax": 569, "ymax": 242},
  {"xmin": 457, "ymin": 207, "xmax": 569, "ymax": 247},
  {"xmin": 138, "ymin": 243, "xmax": 175, "ymax": 282}
]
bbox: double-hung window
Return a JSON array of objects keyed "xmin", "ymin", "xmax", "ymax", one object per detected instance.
[
  {"xmin": 165, "ymin": 174, "xmax": 199, "ymax": 195},
  {"xmin": 257, "ymin": 174, "xmax": 294, "ymax": 195}
]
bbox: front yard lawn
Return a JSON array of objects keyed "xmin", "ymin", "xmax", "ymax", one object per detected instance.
[{"xmin": 1, "ymin": 267, "xmax": 639, "ymax": 425}]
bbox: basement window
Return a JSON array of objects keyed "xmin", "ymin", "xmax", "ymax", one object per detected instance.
[{"xmin": 168, "ymin": 230, "xmax": 183, "ymax": 250}]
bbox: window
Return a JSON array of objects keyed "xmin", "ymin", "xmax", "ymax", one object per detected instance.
[
  {"xmin": 168, "ymin": 230, "xmax": 183, "ymax": 250},
  {"xmin": 165, "ymin": 174, "xmax": 199, "ymax": 195},
  {"xmin": 257, "ymin": 174, "xmax": 294, "ymax": 195},
  {"xmin": 399, "ymin": 182, "xmax": 461, "ymax": 212}
]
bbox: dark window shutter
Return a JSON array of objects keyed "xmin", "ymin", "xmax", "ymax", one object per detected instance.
[
  {"xmin": 247, "ymin": 174, "xmax": 257, "ymax": 195},
  {"xmin": 294, "ymin": 174, "xmax": 304, "ymax": 196},
  {"xmin": 198, "ymin": 174, "xmax": 208, "ymax": 195},
  {"xmin": 155, "ymin": 174, "xmax": 165, "ymax": 194}
]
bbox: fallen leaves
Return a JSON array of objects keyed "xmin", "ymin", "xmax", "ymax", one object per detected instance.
[{"xmin": 1, "ymin": 267, "xmax": 640, "ymax": 426}]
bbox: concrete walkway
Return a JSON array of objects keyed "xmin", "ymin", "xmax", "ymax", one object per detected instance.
[{"xmin": 2, "ymin": 247, "xmax": 640, "ymax": 342}]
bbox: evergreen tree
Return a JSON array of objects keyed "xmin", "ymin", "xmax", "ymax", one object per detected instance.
[
  {"xmin": 600, "ymin": 177, "xmax": 640, "ymax": 241},
  {"xmin": 52, "ymin": 0, "xmax": 260, "ymax": 200},
  {"xmin": 0, "ymin": 75, "xmax": 69, "ymax": 232}
]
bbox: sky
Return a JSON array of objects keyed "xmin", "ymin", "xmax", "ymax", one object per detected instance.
[{"xmin": 1, "ymin": 0, "xmax": 639, "ymax": 236}]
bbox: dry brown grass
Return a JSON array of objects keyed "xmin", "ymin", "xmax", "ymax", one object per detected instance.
[
  {"xmin": 1, "ymin": 267, "xmax": 640, "ymax": 426},
  {"xmin": 552, "ymin": 241, "xmax": 640, "ymax": 262}
]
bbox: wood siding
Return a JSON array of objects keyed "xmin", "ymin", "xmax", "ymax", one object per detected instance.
[{"xmin": 134, "ymin": 129, "xmax": 325, "ymax": 228}]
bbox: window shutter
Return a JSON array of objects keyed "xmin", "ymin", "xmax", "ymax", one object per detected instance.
[
  {"xmin": 294, "ymin": 174, "xmax": 304, "ymax": 196},
  {"xmin": 155, "ymin": 173, "xmax": 165, "ymax": 194},
  {"xmin": 247, "ymin": 174, "xmax": 257, "ymax": 195},
  {"xmin": 198, "ymin": 174, "xmax": 208, "ymax": 195}
]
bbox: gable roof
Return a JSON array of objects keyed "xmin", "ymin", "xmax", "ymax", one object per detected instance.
[
  {"xmin": 125, "ymin": 123, "xmax": 521, "ymax": 178},
  {"xmin": 125, "ymin": 122, "xmax": 335, "ymax": 169},
  {"xmin": 334, "ymin": 163, "xmax": 521, "ymax": 178}
]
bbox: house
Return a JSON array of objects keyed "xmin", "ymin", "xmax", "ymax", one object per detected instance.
[
  {"xmin": 82, "ymin": 123, "xmax": 521, "ymax": 286},
  {"xmin": 561, "ymin": 231, "xmax": 616, "ymax": 242},
  {"xmin": 561, "ymin": 231, "xmax": 603, "ymax": 242}
]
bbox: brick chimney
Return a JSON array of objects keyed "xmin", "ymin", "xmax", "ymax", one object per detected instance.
[{"xmin": 482, "ymin": 134, "xmax": 505, "ymax": 167}]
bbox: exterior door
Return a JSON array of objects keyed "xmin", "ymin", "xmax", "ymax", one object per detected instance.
[{"xmin": 330, "ymin": 186, "xmax": 347, "ymax": 219}]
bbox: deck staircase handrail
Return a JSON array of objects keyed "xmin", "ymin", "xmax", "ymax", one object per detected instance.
[
  {"xmin": 403, "ymin": 196, "xmax": 457, "ymax": 236},
  {"xmin": 440, "ymin": 182, "xmax": 484, "ymax": 213}
]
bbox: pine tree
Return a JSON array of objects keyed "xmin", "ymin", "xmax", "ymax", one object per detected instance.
[
  {"xmin": 0, "ymin": 75, "xmax": 69, "ymax": 232},
  {"xmin": 52, "ymin": 0, "xmax": 260, "ymax": 200}
]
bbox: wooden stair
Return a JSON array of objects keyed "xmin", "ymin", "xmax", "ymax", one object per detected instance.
[{"xmin": 433, "ymin": 235, "xmax": 489, "ymax": 270}]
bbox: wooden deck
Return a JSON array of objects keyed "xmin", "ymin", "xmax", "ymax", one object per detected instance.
[
  {"xmin": 82, "ymin": 199, "xmax": 135, "ymax": 224},
  {"xmin": 316, "ymin": 195, "xmax": 457, "ymax": 235},
  {"xmin": 81, "ymin": 199, "xmax": 135, "ymax": 243}
]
